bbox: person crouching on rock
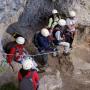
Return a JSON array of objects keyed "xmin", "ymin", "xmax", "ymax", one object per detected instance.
[
  {"xmin": 7, "ymin": 37, "xmax": 27, "ymax": 71},
  {"xmin": 48, "ymin": 9, "xmax": 61, "ymax": 29}
]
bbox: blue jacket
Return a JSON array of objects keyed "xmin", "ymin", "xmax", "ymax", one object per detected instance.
[{"xmin": 37, "ymin": 33, "xmax": 51, "ymax": 52}]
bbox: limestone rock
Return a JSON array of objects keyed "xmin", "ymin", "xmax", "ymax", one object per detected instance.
[
  {"xmin": 0, "ymin": 0, "xmax": 90, "ymax": 42},
  {"xmin": 0, "ymin": 0, "xmax": 25, "ymax": 23},
  {"xmin": 39, "ymin": 70, "xmax": 63, "ymax": 90}
]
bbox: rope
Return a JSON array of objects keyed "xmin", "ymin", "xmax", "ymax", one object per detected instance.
[
  {"xmin": 1, "ymin": 50, "xmax": 60, "ymax": 57},
  {"xmin": 0, "ymin": 49, "xmax": 60, "ymax": 66}
]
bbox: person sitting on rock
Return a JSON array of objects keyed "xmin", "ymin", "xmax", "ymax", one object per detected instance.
[
  {"xmin": 65, "ymin": 10, "xmax": 77, "ymax": 48},
  {"xmin": 48, "ymin": 9, "xmax": 61, "ymax": 29},
  {"xmin": 52, "ymin": 19, "xmax": 70, "ymax": 56},
  {"xmin": 18, "ymin": 58, "xmax": 39, "ymax": 90}
]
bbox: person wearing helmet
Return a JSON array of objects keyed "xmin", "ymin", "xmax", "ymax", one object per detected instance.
[
  {"xmin": 36, "ymin": 28, "xmax": 54, "ymax": 66},
  {"xmin": 48, "ymin": 9, "xmax": 61, "ymax": 29},
  {"xmin": 52, "ymin": 19, "xmax": 70, "ymax": 55},
  {"xmin": 18, "ymin": 58, "xmax": 39, "ymax": 90},
  {"xmin": 65, "ymin": 10, "xmax": 77, "ymax": 48},
  {"xmin": 7, "ymin": 37, "xmax": 26, "ymax": 65},
  {"xmin": 66, "ymin": 10, "xmax": 77, "ymax": 30}
]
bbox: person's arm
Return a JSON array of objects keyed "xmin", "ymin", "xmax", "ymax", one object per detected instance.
[
  {"xmin": 55, "ymin": 31, "xmax": 63, "ymax": 41},
  {"xmin": 52, "ymin": 22, "xmax": 58, "ymax": 29},
  {"xmin": 7, "ymin": 47, "xmax": 16, "ymax": 64},
  {"xmin": 18, "ymin": 71, "xmax": 22, "ymax": 82},
  {"xmin": 48, "ymin": 18, "xmax": 53, "ymax": 28},
  {"xmin": 34, "ymin": 71, "xmax": 39, "ymax": 88},
  {"xmin": 34, "ymin": 71, "xmax": 39, "ymax": 81}
]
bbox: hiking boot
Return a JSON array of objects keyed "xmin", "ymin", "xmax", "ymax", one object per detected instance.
[{"xmin": 63, "ymin": 52, "xmax": 70, "ymax": 56}]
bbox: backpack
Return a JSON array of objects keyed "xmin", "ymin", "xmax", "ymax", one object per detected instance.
[
  {"xmin": 53, "ymin": 25, "xmax": 64, "ymax": 39},
  {"xmin": 20, "ymin": 71, "xmax": 34, "ymax": 90},
  {"xmin": 32, "ymin": 31, "xmax": 40, "ymax": 48},
  {"xmin": 3, "ymin": 41, "xmax": 16, "ymax": 54},
  {"xmin": 12, "ymin": 32, "xmax": 23, "ymax": 39}
]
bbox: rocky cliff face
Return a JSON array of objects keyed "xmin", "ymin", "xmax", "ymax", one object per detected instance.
[
  {"xmin": 0, "ymin": 0, "xmax": 26, "ymax": 46},
  {"xmin": 0, "ymin": 0, "xmax": 90, "ymax": 42},
  {"xmin": 0, "ymin": 0, "xmax": 25, "ymax": 23},
  {"xmin": 0, "ymin": 0, "xmax": 90, "ymax": 25},
  {"xmin": 57, "ymin": 0, "xmax": 90, "ymax": 25},
  {"xmin": 0, "ymin": 1, "xmax": 90, "ymax": 89}
]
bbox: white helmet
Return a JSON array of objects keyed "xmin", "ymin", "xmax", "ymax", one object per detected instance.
[
  {"xmin": 52, "ymin": 9, "xmax": 58, "ymax": 14},
  {"xmin": 16, "ymin": 37, "xmax": 25, "ymax": 44},
  {"xmin": 69, "ymin": 10, "xmax": 76, "ymax": 17},
  {"xmin": 41, "ymin": 28, "xmax": 49, "ymax": 37},
  {"xmin": 22, "ymin": 58, "xmax": 34, "ymax": 70},
  {"xmin": 58, "ymin": 19, "xmax": 66, "ymax": 26}
]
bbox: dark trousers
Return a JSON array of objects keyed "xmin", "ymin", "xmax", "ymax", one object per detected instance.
[
  {"xmin": 65, "ymin": 35, "xmax": 74, "ymax": 48},
  {"xmin": 41, "ymin": 54, "xmax": 48, "ymax": 65},
  {"xmin": 37, "ymin": 49, "xmax": 48, "ymax": 65}
]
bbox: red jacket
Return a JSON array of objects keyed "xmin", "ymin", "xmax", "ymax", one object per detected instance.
[
  {"xmin": 7, "ymin": 44, "xmax": 24, "ymax": 64},
  {"xmin": 18, "ymin": 69, "xmax": 39, "ymax": 90}
]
